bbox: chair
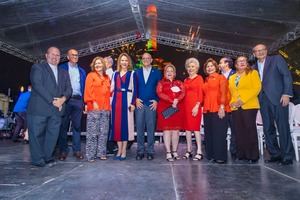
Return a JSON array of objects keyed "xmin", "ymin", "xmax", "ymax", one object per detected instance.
[
  {"xmin": 291, "ymin": 104, "xmax": 300, "ymax": 162},
  {"xmin": 256, "ymin": 110, "xmax": 265, "ymax": 155}
]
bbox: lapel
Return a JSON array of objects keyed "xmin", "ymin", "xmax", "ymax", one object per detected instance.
[
  {"xmin": 139, "ymin": 68, "xmax": 146, "ymax": 86},
  {"xmin": 57, "ymin": 67, "xmax": 63, "ymax": 88},
  {"xmin": 262, "ymin": 56, "xmax": 271, "ymax": 83},
  {"xmin": 145, "ymin": 68, "xmax": 155, "ymax": 85},
  {"xmin": 45, "ymin": 63, "xmax": 58, "ymax": 86}
]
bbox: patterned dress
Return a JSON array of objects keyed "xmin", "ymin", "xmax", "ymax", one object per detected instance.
[{"xmin": 110, "ymin": 71, "xmax": 137, "ymax": 141}]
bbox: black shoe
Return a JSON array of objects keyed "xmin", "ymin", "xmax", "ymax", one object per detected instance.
[
  {"xmin": 248, "ymin": 159, "xmax": 258, "ymax": 164},
  {"xmin": 12, "ymin": 139, "xmax": 21, "ymax": 143},
  {"xmin": 23, "ymin": 140, "xmax": 29, "ymax": 144},
  {"xmin": 147, "ymin": 154, "xmax": 154, "ymax": 160},
  {"xmin": 231, "ymin": 153, "xmax": 237, "ymax": 161},
  {"xmin": 265, "ymin": 156, "xmax": 282, "ymax": 163},
  {"xmin": 214, "ymin": 160, "xmax": 226, "ymax": 164},
  {"xmin": 280, "ymin": 159, "xmax": 293, "ymax": 165},
  {"xmin": 32, "ymin": 162, "xmax": 46, "ymax": 167},
  {"xmin": 136, "ymin": 154, "xmax": 144, "ymax": 160},
  {"xmin": 45, "ymin": 160, "xmax": 57, "ymax": 168}
]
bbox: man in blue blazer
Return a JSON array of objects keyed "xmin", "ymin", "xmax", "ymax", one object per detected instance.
[
  {"xmin": 58, "ymin": 49, "xmax": 86, "ymax": 161},
  {"xmin": 135, "ymin": 52, "xmax": 162, "ymax": 160},
  {"xmin": 27, "ymin": 47, "xmax": 72, "ymax": 167},
  {"xmin": 219, "ymin": 57, "xmax": 237, "ymax": 159},
  {"xmin": 253, "ymin": 44, "xmax": 294, "ymax": 165}
]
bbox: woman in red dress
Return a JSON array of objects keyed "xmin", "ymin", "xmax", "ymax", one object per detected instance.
[
  {"xmin": 183, "ymin": 58, "xmax": 204, "ymax": 161},
  {"xmin": 156, "ymin": 64, "xmax": 185, "ymax": 161}
]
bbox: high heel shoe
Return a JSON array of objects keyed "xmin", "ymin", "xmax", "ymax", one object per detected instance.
[
  {"xmin": 166, "ymin": 152, "xmax": 174, "ymax": 162},
  {"xmin": 114, "ymin": 155, "xmax": 121, "ymax": 160},
  {"xmin": 119, "ymin": 156, "xmax": 126, "ymax": 161},
  {"xmin": 193, "ymin": 153, "xmax": 203, "ymax": 161},
  {"xmin": 172, "ymin": 151, "xmax": 180, "ymax": 160},
  {"xmin": 182, "ymin": 152, "xmax": 193, "ymax": 159}
]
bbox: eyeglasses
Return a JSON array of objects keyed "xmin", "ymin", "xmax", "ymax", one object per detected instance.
[
  {"xmin": 71, "ymin": 54, "xmax": 79, "ymax": 57},
  {"xmin": 237, "ymin": 60, "xmax": 247, "ymax": 63},
  {"xmin": 142, "ymin": 57, "xmax": 151, "ymax": 60},
  {"xmin": 253, "ymin": 49, "xmax": 266, "ymax": 53}
]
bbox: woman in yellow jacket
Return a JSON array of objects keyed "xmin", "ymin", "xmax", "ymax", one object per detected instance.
[{"xmin": 229, "ymin": 56, "xmax": 261, "ymax": 163}]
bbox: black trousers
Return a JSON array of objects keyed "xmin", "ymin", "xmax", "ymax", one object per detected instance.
[
  {"xmin": 58, "ymin": 98, "xmax": 83, "ymax": 153},
  {"xmin": 12, "ymin": 112, "xmax": 27, "ymax": 140},
  {"xmin": 260, "ymin": 92, "xmax": 294, "ymax": 160},
  {"xmin": 232, "ymin": 108, "xmax": 259, "ymax": 161},
  {"xmin": 204, "ymin": 112, "xmax": 228, "ymax": 161}
]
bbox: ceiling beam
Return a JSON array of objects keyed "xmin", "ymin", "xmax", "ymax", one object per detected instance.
[
  {"xmin": 128, "ymin": 0, "xmax": 146, "ymax": 38},
  {"xmin": 269, "ymin": 24, "xmax": 300, "ymax": 52},
  {"xmin": 58, "ymin": 31, "xmax": 144, "ymax": 62},
  {"xmin": 157, "ymin": 31, "xmax": 251, "ymax": 58},
  {"xmin": 0, "ymin": 40, "xmax": 36, "ymax": 62}
]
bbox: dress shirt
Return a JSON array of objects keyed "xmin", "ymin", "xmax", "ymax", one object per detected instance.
[
  {"xmin": 68, "ymin": 62, "xmax": 81, "ymax": 96},
  {"xmin": 143, "ymin": 66, "xmax": 152, "ymax": 83},
  {"xmin": 48, "ymin": 63, "xmax": 58, "ymax": 83},
  {"xmin": 257, "ymin": 59, "xmax": 265, "ymax": 80}
]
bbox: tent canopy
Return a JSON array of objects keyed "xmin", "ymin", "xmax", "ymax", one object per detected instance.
[{"xmin": 0, "ymin": 0, "xmax": 299, "ymax": 62}]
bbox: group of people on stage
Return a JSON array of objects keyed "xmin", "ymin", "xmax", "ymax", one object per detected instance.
[{"xmin": 26, "ymin": 42, "xmax": 294, "ymax": 167}]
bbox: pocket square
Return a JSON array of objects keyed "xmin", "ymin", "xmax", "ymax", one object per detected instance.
[{"xmin": 162, "ymin": 106, "xmax": 179, "ymax": 119}]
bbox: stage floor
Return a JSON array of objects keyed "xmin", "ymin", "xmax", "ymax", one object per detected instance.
[{"xmin": 0, "ymin": 139, "xmax": 300, "ymax": 200}]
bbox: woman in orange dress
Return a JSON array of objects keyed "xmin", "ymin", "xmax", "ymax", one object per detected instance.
[
  {"xmin": 156, "ymin": 64, "xmax": 185, "ymax": 161},
  {"xmin": 84, "ymin": 56, "xmax": 111, "ymax": 162},
  {"xmin": 202, "ymin": 58, "xmax": 230, "ymax": 163},
  {"xmin": 183, "ymin": 57, "xmax": 204, "ymax": 161}
]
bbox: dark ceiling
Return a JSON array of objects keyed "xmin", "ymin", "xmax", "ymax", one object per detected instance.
[{"xmin": 0, "ymin": 0, "xmax": 299, "ymax": 62}]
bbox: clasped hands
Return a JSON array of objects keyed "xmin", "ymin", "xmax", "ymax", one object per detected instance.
[
  {"xmin": 230, "ymin": 99, "xmax": 244, "ymax": 109},
  {"xmin": 53, "ymin": 96, "xmax": 66, "ymax": 111},
  {"xmin": 136, "ymin": 98, "xmax": 157, "ymax": 111}
]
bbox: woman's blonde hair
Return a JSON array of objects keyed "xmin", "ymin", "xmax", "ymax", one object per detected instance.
[
  {"xmin": 164, "ymin": 63, "xmax": 176, "ymax": 79},
  {"xmin": 116, "ymin": 53, "xmax": 133, "ymax": 72}
]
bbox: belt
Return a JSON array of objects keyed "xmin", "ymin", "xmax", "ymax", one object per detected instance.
[
  {"xmin": 71, "ymin": 95, "xmax": 82, "ymax": 100},
  {"xmin": 116, "ymin": 88, "xmax": 132, "ymax": 93}
]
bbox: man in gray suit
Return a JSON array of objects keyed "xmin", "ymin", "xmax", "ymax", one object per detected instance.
[
  {"xmin": 253, "ymin": 44, "xmax": 294, "ymax": 165},
  {"xmin": 27, "ymin": 47, "xmax": 72, "ymax": 167}
]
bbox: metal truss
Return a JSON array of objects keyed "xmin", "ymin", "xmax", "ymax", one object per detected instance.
[
  {"xmin": 60, "ymin": 31, "xmax": 144, "ymax": 61},
  {"xmin": 0, "ymin": 41, "xmax": 36, "ymax": 63},
  {"xmin": 128, "ymin": 0, "xmax": 146, "ymax": 38},
  {"xmin": 269, "ymin": 24, "xmax": 300, "ymax": 52},
  {"xmin": 59, "ymin": 30, "xmax": 250, "ymax": 61},
  {"xmin": 157, "ymin": 31, "xmax": 251, "ymax": 58}
]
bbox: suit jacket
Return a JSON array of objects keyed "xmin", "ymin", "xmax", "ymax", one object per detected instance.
[
  {"xmin": 59, "ymin": 62, "xmax": 86, "ymax": 95},
  {"xmin": 27, "ymin": 62, "xmax": 72, "ymax": 116},
  {"xmin": 254, "ymin": 55, "xmax": 293, "ymax": 105},
  {"xmin": 135, "ymin": 67, "xmax": 162, "ymax": 106}
]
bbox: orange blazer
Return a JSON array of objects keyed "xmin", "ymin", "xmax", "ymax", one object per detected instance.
[
  {"xmin": 203, "ymin": 72, "xmax": 230, "ymax": 113},
  {"xmin": 84, "ymin": 72, "xmax": 111, "ymax": 111}
]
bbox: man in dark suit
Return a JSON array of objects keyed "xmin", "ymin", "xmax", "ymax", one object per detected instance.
[
  {"xmin": 27, "ymin": 47, "xmax": 72, "ymax": 167},
  {"xmin": 219, "ymin": 57, "xmax": 237, "ymax": 160},
  {"xmin": 135, "ymin": 52, "xmax": 162, "ymax": 160},
  {"xmin": 58, "ymin": 49, "xmax": 86, "ymax": 161},
  {"xmin": 253, "ymin": 44, "xmax": 294, "ymax": 165}
]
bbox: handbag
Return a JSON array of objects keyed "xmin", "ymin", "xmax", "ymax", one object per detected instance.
[{"xmin": 162, "ymin": 106, "xmax": 179, "ymax": 119}]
